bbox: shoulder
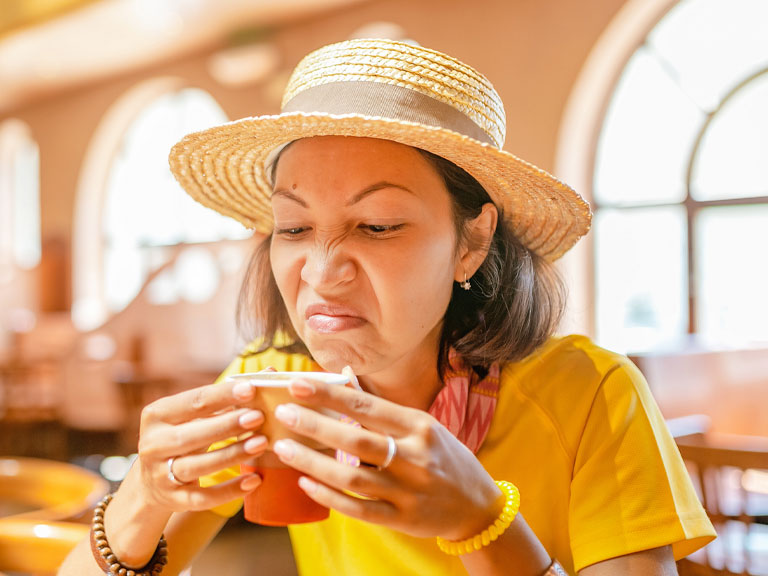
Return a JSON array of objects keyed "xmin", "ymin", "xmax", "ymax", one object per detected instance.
[
  {"xmin": 502, "ymin": 334, "xmax": 640, "ymax": 396},
  {"xmin": 495, "ymin": 335, "xmax": 649, "ymax": 458}
]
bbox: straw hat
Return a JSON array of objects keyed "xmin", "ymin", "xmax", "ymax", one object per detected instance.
[{"xmin": 168, "ymin": 38, "xmax": 591, "ymax": 261}]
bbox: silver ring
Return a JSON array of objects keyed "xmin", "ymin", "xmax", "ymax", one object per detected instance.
[
  {"xmin": 378, "ymin": 435, "xmax": 397, "ymax": 471},
  {"xmin": 167, "ymin": 457, "xmax": 188, "ymax": 487}
]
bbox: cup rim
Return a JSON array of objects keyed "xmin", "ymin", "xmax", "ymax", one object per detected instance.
[{"xmin": 225, "ymin": 371, "xmax": 349, "ymax": 387}]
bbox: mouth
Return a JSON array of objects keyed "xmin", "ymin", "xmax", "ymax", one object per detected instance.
[{"xmin": 304, "ymin": 303, "xmax": 366, "ymax": 334}]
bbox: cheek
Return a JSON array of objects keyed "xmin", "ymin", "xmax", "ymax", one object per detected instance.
[{"xmin": 375, "ymin": 238, "xmax": 456, "ymax": 327}]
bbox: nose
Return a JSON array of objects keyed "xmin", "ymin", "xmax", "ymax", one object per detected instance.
[{"xmin": 300, "ymin": 243, "xmax": 356, "ymax": 291}]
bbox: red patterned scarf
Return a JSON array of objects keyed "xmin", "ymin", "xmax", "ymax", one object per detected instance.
[{"xmin": 428, "ymin": 349, "xmax": 500, "ymax": 454}]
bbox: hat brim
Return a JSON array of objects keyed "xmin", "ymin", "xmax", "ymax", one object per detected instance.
[{"xmin": 168, "ymin": 111, "xmax": 591, "ymax": 261}]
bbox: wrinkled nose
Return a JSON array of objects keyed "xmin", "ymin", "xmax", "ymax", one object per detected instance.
[{"xmin": 300, "ymin": 245, "xmax": 355, "ymax": 291}]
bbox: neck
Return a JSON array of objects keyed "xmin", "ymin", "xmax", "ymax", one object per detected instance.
[{"xmin": 357, "ymin": 348, "xmax": 444, "ymax": 411}]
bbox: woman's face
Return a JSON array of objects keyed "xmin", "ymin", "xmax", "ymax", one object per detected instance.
[{"xmin": 270, "ymin": 136, "xmax": 460, "ymax": 376}]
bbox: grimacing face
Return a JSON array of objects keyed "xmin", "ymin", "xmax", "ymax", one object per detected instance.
[{"xmin": 269, "ymin": 136, "xmax": 463, "ymax": 378}]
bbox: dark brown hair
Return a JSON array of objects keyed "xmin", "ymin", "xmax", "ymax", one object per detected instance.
[{"xmin": 237, "ymin": 146, "xmax": 566, "ymax": 372}]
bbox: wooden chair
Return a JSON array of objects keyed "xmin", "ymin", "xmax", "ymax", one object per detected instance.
[
  {"xmin": 0, "ymin": 457, "xmax": 109, "ymax": 521},
  {"xmin": 675, "ymin": 432, "xmax": 768, "ymax": 575},
  {"xmin": 0, "ymin": 518, "xmax": 88, "ymax": 575}
]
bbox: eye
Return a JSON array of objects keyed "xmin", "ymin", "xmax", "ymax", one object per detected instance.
[
  {"xmin": 359, "ymin": 223, "xmax": 404, "ymax": 236},
  {"xmin": 274, "ymin": 226, "xmax": 310, "ymax": 237}
]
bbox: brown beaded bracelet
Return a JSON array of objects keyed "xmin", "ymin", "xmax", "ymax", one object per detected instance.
[{"xmin": 89, "ymin": 494, "xmax": 168, "ymax": 576}]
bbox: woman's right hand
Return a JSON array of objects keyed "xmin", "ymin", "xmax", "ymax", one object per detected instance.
[
  {"xmin": 133, "ymin": 373, "xmax": 269, "ymax": 513},
  {"xmin": 59, "ymin": 374, "xmax": 272, "ymax": 574}
]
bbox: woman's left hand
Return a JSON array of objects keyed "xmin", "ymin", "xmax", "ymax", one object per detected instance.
[{"xmin": 270, "ymin": 372, "xmax": 503, "ymax": 541}]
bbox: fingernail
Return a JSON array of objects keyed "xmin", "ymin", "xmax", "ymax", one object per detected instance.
[
  {"xmin": 275, "ymin": 404, "xmax": 298, "ymax": 426},
  {"xmin": 298, "ymin": 476, "xmax": 317, "ymax": 494},
  {"xmin": 239, "ymin": 410, "xmax": 263, "ymax": 428},
  {"xmin": 233, "ymin": 382, "xmax": 254, "ymax": 400},
  {"xmin": 244, "ymin": 435, "xmax": 267, "ymax": 454},
  {"xmin": 273, "ymin": 439, "xmax": 294, "ymax": 461},
  {"xmin": 342, "ymin": 366, "xmax": 363, "ymax": 390},
  {"xmin": 240, "ymin": 474, "xmax": 262, "ymax": 491},
  {"xmin": 289, "ymin": 379, "xmax": 315, "ymax": 397}
]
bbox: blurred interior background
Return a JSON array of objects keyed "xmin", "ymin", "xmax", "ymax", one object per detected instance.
[{"xmin": 0, "ymin": 0, "xmax": 766, "ymax": 574}]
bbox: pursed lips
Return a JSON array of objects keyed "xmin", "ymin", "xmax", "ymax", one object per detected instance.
[{"xmin": 304, "ymin": 303, "xmax": 367, "ymax": 333}]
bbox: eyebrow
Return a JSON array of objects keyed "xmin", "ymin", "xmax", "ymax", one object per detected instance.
[{"xmin": 271, "ymin": 181, "xmax": 415, "ymax": 208}]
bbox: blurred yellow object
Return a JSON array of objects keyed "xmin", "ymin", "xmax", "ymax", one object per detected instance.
[
  {"xmin": 0, "ymin": 457, "xmax": 108, "ymax": 521},
  {"xmin": 0, "ymin": 517, "xmax": 88, "ymax": 574},
  {"xmin": 0, "ymin": 0, "xmax": 99, "ymax": 38}
]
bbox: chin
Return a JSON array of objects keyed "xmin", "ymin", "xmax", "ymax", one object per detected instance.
[{"xmin": 303, "ymin": 335, "xmax": 379, "ymax": 375}]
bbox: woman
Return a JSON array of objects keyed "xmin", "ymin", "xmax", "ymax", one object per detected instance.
[{"xmin": 61, "ymin": 39, "xmax": 714, "ymax": 575}]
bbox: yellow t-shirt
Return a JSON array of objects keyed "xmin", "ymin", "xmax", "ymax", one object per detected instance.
[{"xmin": 203, "ymin": 335, "xmax": 715, "ymax": 574}]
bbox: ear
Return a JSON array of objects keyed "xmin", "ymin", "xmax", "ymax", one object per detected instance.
[{"xmin": 454, "ymin": 203, "xmax": 498, "ymax": 282}]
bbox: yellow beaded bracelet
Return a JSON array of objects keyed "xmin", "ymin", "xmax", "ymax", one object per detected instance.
[{"xmin": 436, "ymin": 480, "xmax": 521, "ymax": 556}]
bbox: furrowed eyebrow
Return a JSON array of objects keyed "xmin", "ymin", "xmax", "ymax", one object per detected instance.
[
  {"xmin": 271, "ymin": 181, "xmax": 415, "ymax": 208},
  {"xmin": 271, "ymin": 189, "xmax": 308, "ymax": 207},
  {"xmin": 346, "ymin": 182, "xmax": 415, "ymax": 206}
]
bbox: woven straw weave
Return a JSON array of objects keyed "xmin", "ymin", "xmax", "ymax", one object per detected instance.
[
  {"xmin": 283, "ymin": 40, "xmax": 506, "ymax": 148},
  {"xmin": 168, "ymin": 38, "xmax": 591, "ymax": 261}
]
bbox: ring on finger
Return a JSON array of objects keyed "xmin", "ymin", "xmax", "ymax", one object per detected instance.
[
  {"xmin": 167, "ymin": 456, "xmax": 189, "ymax": 487},
  {"xmin": 377, "ymin": 435, "xmax": 397, "ymax": 471}
]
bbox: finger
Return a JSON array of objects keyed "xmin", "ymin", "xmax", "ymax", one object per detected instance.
[
  {"xmin": 296, "ymin": 475, "xmax": 396, "ymax": 526},
  {"xmin": 272, "ymin": 438, "xmax": 393, "ymax": 501},
  {"xmin": 172, "ymin": 473, "xmax": 263, "ymax": 512},
  {"xmin": 168, "ymin": 434, "xmax": 268, "ymax": 484},
  {"xmin": 275, "ymin": 403, "xmax": 397, "ymax": 469},
  {"xmin": 141, "ymin": 408, "xmax": 264, "ymax": 457},
  {"xmin": 288, "ymin": 377, "xmax": 419, "ymax": 436},
  {"xmin": 144, "ymin": 370, "xmax": 269, "ymax": 425}
]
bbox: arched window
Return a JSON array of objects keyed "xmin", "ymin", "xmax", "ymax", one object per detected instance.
[
  {"xmin": 101, "ymin": 87, "xmax": 250, "ymax": 313},
  {"xmin": 0, "ymin": 119, "xmax": 40, "ymax": 283},
  {"xmin": 73, "ymin": 81, "xmax": 251, "ymax": 330},
  {"xmin": 557, "ymin": 0, "xmax": 768, "ymax": 353}
]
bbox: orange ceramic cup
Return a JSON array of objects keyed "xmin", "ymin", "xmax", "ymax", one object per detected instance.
[{"xmin": 225, "ymin": 372, "xmax": 348, "ymax": 526}]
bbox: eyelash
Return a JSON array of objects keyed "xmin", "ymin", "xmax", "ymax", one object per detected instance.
[
  {"xmin": 274, "ymin": 224, "xmax": 404, "ymax": 238},
  {"xmin": 274, "ymin": 226, "xmax": 308, "ymax": 237},
  {"xmin": 359, "ymin": 224, "xmax": 404, "ymax": 236}
]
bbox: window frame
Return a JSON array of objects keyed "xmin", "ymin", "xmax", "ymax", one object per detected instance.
[{"xmin": 555, "ymin": 0, "xmax": 768, "ymax": 347}]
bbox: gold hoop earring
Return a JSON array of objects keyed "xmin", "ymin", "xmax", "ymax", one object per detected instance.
[{"xmin": 460, "ymin": 272, "xmax": 471, "ymax": 291}]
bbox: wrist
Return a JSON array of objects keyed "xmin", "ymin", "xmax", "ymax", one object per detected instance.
[
  {"xmin": 91, "ymin": 494, "xmax": 169, "ymax": 573},
  {"xmin": 104, "ymin": 465, "xmax": 173, "ymax": 566},
  {"xmin": 437, "ymin": 481, "xmax": 521, "ymax": 556},
  {"xmin": 445, "ymin": 478, "xmax": 505, "ymax": 542}
]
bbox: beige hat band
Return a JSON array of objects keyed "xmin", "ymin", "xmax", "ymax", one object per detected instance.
[
  {"xmin": 168, "ymin": 39, "xmax": 592, "ymax": 261},
  {"xmin": 281, "ymin": 81, "xmax": 496, "ymax": 147}
]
